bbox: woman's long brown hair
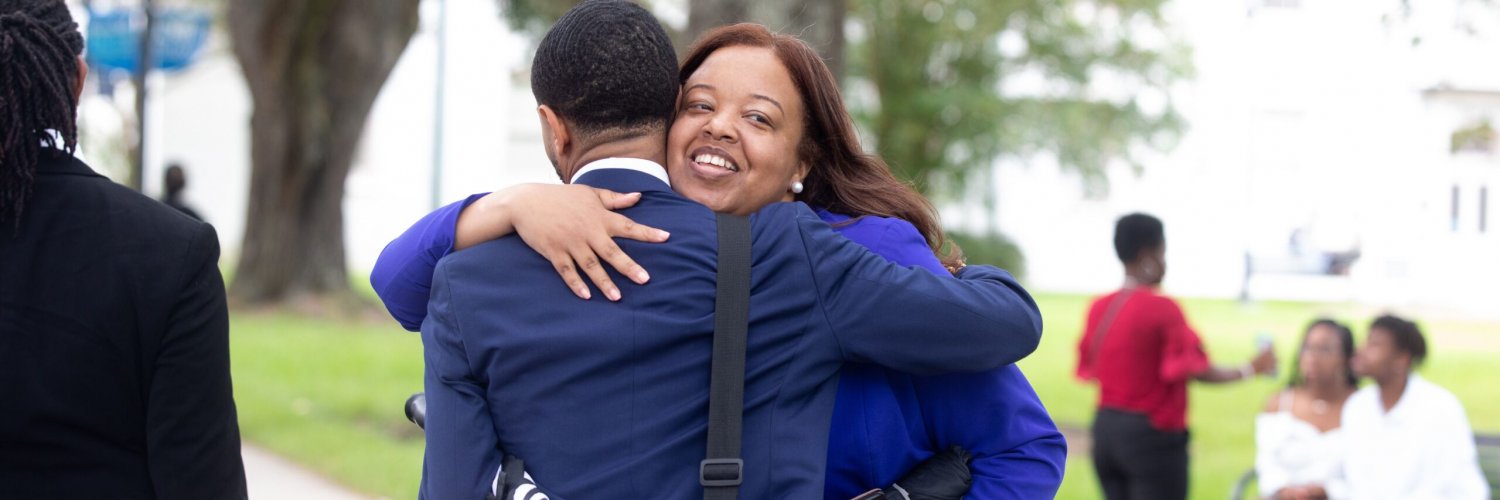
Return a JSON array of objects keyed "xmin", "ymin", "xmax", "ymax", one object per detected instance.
[{"xmin": 679, "ymin": 23, "xmax": 963, "ymax": 271}]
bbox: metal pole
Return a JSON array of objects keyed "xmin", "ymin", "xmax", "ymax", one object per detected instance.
[
  {"xmin": 131, "ymin": 0, "xmax": 155, "ymax": 192},
  {"xmin": 431, "ymin": 0, "xmax": 447, "ymax": 210}
]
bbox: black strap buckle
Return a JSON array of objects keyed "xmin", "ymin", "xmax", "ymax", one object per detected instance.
[{"xmin": 699, "ymin": 458, "xmax": 744, "ymax": 487}]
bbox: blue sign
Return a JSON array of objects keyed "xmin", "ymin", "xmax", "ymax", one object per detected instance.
[{"xmin": 86, "ymin": 8, "xmax": 211, "ymax": 73}]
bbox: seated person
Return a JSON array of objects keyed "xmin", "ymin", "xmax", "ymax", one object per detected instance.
[
  {"xmin": 1315, "ymin": 315, "xmax": 1489, "ymax": 500},
  {"xmin": 1255, "ymin": 319, "xmax": 1357, "ymax": 499}
]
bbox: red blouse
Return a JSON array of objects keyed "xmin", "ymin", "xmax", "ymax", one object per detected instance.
[{"xmin": 1076, "ymin": 287, "xmax": 1211, "ymax": 431}]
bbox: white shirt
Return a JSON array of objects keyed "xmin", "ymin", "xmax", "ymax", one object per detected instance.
[
  {"xmin": 1329, "ymin": 374, "xmax": 1489, "ymax": 500},
  {"xmin": 1255, "ymin": 394, "xmax": 1346, "ymax": 496},
  {"xmin": 569, "ymin": 157, "xmax": 670, "ymax": 187}
]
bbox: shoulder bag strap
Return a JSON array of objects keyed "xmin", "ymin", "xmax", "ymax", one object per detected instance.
[
  {"xmin": 702, "ymin": 213, "xmax": 751, "ymax": 500},
  {"xmin": 1086, "ymin": 288, "xmax": 1137, "ymax": 379}
]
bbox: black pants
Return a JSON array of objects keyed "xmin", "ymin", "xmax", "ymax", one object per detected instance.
[{"xmin": 1090, "ymin": 408, "xmax": 1189, "ymax": 500}]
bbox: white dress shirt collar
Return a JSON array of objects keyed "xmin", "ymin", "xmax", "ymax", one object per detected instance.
[{"xmin": 569, "ymin": 157, "xmax": 670, "ymax": 187}]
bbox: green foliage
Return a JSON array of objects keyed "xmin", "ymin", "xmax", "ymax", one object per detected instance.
[
  {"xmin": 495, "ymin": 0, "xmax": 577, "ymax": 35},
  {"xmin": 231, "ymin": 312, "xmax": 425, "ymax": 498},
  {"xmin": 1452, "ymin": 119, "xmax": 1496, "ymax": 154},
  {"xmin": 495, "ymin": 0, "xmax": 1189, "ymax": 202},
  {"xmin": 495, "ymin": 0, "xmax": 688, "ymax": 40},
  {"xmin": 848, "ymin": 0, "xmax": 1190, "ymax": 199},
  {"xmin": 947, "ymin": 230, "xmax": 1025, "ymax": 276}
]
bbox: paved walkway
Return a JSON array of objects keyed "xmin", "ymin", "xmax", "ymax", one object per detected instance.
[
  {"xmin": 242, "ymin": 442, "xmax": 373, "ymax": 500},
  {"xmin": 1059, "ymin": 423, "xmax": 1089, "ymax": 458}
]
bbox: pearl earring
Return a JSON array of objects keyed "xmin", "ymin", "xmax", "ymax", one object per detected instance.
[{"xmin": 791, "ymin": 181, "xmax": 804, "ymax": 194}]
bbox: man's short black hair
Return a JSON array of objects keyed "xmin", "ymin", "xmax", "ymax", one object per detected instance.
[
  {"xmin": 1371, "ymin": 314, "xmax": 1427, "ymax": 366},
  {"xmin": 1114, "ymin": 213, "xmax": 1165, "ymax": 263},
  {"xmin": 530, "ymin": 0, "xmax": 677, "ymax": 140}
]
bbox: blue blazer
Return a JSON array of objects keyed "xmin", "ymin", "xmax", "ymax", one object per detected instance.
[
  {"xmin": 814, "ymin": 211, "xmax": 1065, "ymax": 499},
  {"xmin": 419, "ymin": 168, "xmax": 1042, "ymax": 499}
]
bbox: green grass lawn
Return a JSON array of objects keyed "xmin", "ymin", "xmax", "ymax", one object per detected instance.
[
  {"xmin": 230, "ymin": 293, "xmax": 1500, "ymax": 499},
  {"xmin": 231, "ymin": 311, "xmax": 425, "ymax": 499}
]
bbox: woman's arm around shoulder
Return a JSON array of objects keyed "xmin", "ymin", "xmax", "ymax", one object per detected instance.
[
  {"xmin": 818, "ymin": 210, "xmax": 948, "ymax": 276},
  {"xmin": 794, "ymin": 209, "xmax": 1041, "ymax": 375},
  {"xmin": 369, "ymin": 193, "xmax": 488, "ymax": 331},
  {"xmin": 369, "ymin": 186, "xmax": 669, "ymax": 331}
]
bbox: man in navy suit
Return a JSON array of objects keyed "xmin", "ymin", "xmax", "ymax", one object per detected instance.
[{"xmin": 419, "ymin": 2, "xmax": 1043, "ymax": 498}]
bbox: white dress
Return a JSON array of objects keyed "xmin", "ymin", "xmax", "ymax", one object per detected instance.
[{"xmin": 1255, "ymin": 392, "xmax": 1345, "ymax": 498}]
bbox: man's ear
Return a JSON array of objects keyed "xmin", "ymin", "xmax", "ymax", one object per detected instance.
[{"xmin": 537, "ymin": 105, "xmax": 572, "ymax": 169}]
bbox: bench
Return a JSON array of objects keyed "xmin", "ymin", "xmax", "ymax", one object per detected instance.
[
  {"xmin": 1481, "ymin": 433, "xmax": 1500, "ymax": 499},
  {"xmin": 1239, "ymin": 249, "xmax": 1360, "ymax": 303},
  {"xmin": 1231, "ymin": 433, "xmax": 1500, "ymax": 499}
]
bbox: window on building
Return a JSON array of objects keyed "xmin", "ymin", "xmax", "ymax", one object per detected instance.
[
  {"xmin": 1482, "ymin": 186, "xmax": 1489, "ymax": 234},
  {"xmin": 1452, "ymin": 185, "xmax": 1462, "ymax": 232}
]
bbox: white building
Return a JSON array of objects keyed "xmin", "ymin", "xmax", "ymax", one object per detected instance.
[{"xmin": 984, "ymin": 0, "xmax": 1499, "ymax": 315}]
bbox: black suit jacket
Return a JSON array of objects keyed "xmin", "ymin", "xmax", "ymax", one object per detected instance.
[{"xmin": 0, "ymin": 151, "xmax": 246, "ymax": 499}]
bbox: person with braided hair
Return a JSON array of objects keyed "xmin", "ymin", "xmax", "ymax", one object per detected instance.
[{"xmin": 0, "ymin": 1, "xmax": 247, "ymax": 498}]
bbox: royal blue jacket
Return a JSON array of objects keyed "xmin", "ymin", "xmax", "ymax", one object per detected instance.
[{"xmin": 816, "ymin": 211, "xmax": 1065, "ymax": 499}]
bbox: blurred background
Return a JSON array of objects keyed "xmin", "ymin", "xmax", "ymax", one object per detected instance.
[{"xmin": 64, "ymin": 0, "xmax": 1499, "ymax": 498}]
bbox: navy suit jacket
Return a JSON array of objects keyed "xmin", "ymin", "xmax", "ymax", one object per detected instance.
[{"xmin": 420, "ymin": 167, "xmax": 1042, "ymax": 499}]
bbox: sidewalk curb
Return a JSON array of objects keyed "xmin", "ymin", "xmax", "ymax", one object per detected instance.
[{"xmin": 243, "ymin": 442, "xmax": 375, "ymax": 500}]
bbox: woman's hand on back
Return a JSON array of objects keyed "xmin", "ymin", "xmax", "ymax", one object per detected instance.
[{"xmin": 456, "ymin": 183, "xmax": 669, "ymax": 301}]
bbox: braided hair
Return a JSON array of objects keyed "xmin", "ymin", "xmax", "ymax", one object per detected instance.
[{"xmin": 0, "ymin": 0, "xmax": 84, "ymax": 229}]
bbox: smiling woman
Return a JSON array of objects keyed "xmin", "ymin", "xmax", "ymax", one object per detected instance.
[
  {"xmin": 671, "ymin": 23, "xmax": 963, "ymax": 272},
  {"xmin": 669, "ymin": 45, "xmax": 809, "ymax": 216}
]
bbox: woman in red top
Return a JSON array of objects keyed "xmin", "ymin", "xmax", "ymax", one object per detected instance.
[{"xmin": 1076, "ymin": 213, "xmax": 1276, "ymax": 500}]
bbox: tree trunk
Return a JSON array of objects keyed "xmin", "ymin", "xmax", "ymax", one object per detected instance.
[
  {"xmin": 685, "ymin": 0, "xmax": 845, "ymax": 80},
  {"xmin": 227, "ymin": 0, "xmax": 420, "ymax": 306}
]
